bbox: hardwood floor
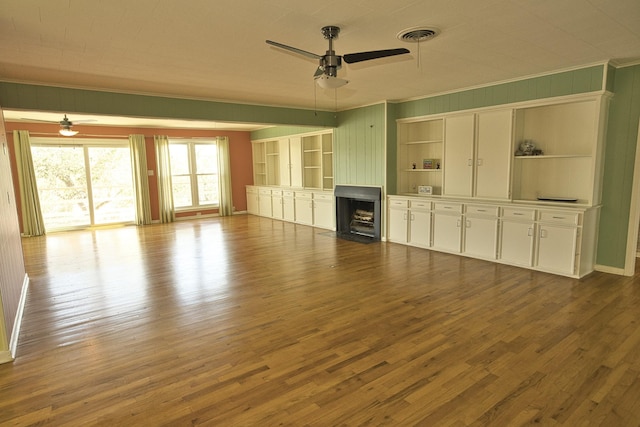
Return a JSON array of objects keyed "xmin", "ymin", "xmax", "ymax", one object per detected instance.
[{"xmin": 2, "ymin": 215, "xmax": 640, "ymax": 426}]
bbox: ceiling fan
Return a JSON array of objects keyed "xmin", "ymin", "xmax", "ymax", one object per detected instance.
[
  {"xmin": 21, "ymin": 114, "xmax": 96, "ymax": 136},
  {"xmin": 266, "ymin": 26, "xmax": 410, "ymax": 89}
]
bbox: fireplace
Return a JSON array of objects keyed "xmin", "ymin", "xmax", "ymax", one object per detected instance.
[{"xmin": 335, "ymin": 185, "xmax": 382, "ymax": 242}]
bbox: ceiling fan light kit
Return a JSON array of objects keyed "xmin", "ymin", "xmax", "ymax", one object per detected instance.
[
  {"xmin": 315, "ymin": 75, "xmax": 349, "ymax": 89},
  {"xmin": 59, "ymin": 127, "xmax": 78, "ymax": 137},
  {"xmin": 266, "ymin": 25, "xmax": 410, "ymax": 90}
]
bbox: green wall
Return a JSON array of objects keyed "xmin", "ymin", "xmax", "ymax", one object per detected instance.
[
  {"xmin": 395, "ymin": 65, "xmax": 604, "ymax": 118},
  {"xmin": 0, "ymin": 82, "xmax": 337, "ymax": 127},
  {"xmin": 334, "ymin": 104, "xmax": 387, "ymax": 187},
  {"xmin": 597, "ymin": 64, "xmax": 640, "ymax": 268}
]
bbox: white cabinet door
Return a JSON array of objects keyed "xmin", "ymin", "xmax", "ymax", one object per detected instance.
[
  {"xmin": 294, "ymin": 193, "xmax": 313, "ymax": 225},
  {"xmin": 279, "ymin": 137, "xmax": 303, "ymax": 188},
  {"xmin": 409, "ymin": 209, "xmax": 431, "ymax": 247},
  {"xmin": 283, "ymin": 195, "xmax": 295, "ymax": 222},
  {"xmin": 537, "ymin": 225, "xmax": 577, "ymax": 275},
  {"xmin": 246, "ymin": 187, "xmax": 259, "ymax": 215},
  {"xmin": 464, "ymin": 216, "xmax": 498, "ymax": 259},
  {"xmin": 313, "ymin": 198, "xmax": 334, "ymax": 230},
  {"xmin": 271, "ymin": 195, "xmax": 283, "ymax": 219},
  {"xmin": 499, "ymin": 220, "xmax": 534, "ymax": 267},
  {"xmin": 289, "ymin": 137, "xmax": 303, "ymax": 188},
  {"xmin": 432, "ymin": 213, "xmax": 462, "ymax": 252},
  {"xmin": 258, "ymin": 189, "xmax": 272, "ymax": 217},
  {"xmin": 388, "ymin": 207, "xmax": 409, "ymax": 243},
  {"xmin": 279, "ymin": 139, "xmax": 291, "ymax": 187},
  {"xmin": 475, "ymin": 110, "xmax": 513, "ymax": 199},
  {"xmin": 444, "ymin": 114, "xmax": 475, "ymax": 197}
]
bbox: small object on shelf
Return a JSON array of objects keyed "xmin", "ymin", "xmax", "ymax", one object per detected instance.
[
  {"xmin": 412, "ymin": 162, "xmax": 416, "ymax": 169},
  {"xmin": 515, "ymin": 139, "xmax": 537, "ymax": 156},
  {"xmin": 418, "ymin": 185, "xmax": 433, "ymax": 195},
  {"xmin": 423, "ymin": 158, "xmax": 438, "ymax": 169}
]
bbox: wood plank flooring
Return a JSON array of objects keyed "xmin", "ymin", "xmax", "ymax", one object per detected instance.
[{"xmin": 2, "ymin": 214, "xmax": 640, "ymax": 426}]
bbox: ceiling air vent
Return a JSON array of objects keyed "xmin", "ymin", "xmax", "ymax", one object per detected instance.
[{"xmin": 397, "ymin": 27, "xmax": 440, "ymax": 43}]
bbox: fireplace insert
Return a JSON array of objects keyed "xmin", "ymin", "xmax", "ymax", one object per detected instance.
[{"xmin": 334, "ymin": 185, "xmax": 381, "ymax": 242}]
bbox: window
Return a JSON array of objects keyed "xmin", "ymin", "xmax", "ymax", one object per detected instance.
[
  {"xmin": 169, "ymin": 141, "xmax": 218, "ymax": 209},
  {"xmin": 30, "ymin": 139, "xmax": 135, "ymax": 230}
]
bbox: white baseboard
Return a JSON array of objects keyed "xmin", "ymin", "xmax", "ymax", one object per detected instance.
[
  {"xmin": 594, "ymin": 264, "xmax": 626, "ymax": 276},
  {"xmin": 8, "ymin": 274, "xmax": 30, "ymax": 361}
]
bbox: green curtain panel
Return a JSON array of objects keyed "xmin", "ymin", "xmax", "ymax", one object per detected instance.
[
  {"xmin": 154, "ymin": 135, "xmax": 175, "ymax": 223},
  {"xmin": 128, "ymin": 134, "xmax": 152, "ymax": 225},
  {"xmin": 13, "ymin": 130, "xmax": 45, "ymax": 236}
]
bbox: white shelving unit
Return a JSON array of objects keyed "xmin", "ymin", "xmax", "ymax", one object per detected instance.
[{"xmin": 397, "ymin": 118, "xmax": 443, "ymax": 195}]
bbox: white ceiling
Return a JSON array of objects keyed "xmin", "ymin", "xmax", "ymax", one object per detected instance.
[{"xmin": 1, "ymin": 0, "xmax": 640, "ymax": 130}]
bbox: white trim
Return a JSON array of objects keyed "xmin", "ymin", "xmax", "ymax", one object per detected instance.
[
  {"xmin": 8, "ymin": 274, "xmax": 30, "ymax": 361},
  {"xmin": 396, "ymin": 92, "xmax": 610, "ymax": 124},
  {"xmin": 624, "ymin": 120, "xmax": 640, "ymax": 276},
  {"xmin": 252, "ymin": 128, "xmax": 334, "ymax": 143},
  {"xmin": 594, "ymin": 264, "xmax": 626, "ymax": 276}
]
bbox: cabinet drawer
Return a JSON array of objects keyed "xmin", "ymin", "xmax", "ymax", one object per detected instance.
[
  {"xmin": 538, "ymin": 210, "xmax": 580, "ymax": 225},
  {"xmin": 410, "ymin": 200, "xmax": 431, "ymax": 210},
  {"xmin": 246, "ymin": 186, "xmax": 258, "ymax": 194},
  {"xmin": 502, "ymin": 207, "xmax": 535, "ymax": 220},
  {"xmin": 389, "ymin": 199, "xmax": 409, "ymax": 208},
  {"xmin": 271, "ymin": 190, "xmax": 283, "ymax": 197},
  {"xmin": 295, "ymin": 191, "xmax": 312, "ymax": 200},
  {"xmin": 259, "ymin": 189, "xmax": 272, "ymax": 196},
  {"xmin": 283, "ymin": 190, "xmax": 294, "ymax": 198},
  {"xmin": 466, "ymin": 205, "xmax": 498, "ymax": 216},
  {"xmin": 313, "ymin": 193, "xmax": 333, "ymax": 201},
  {"xmin": 433, "ymin": 202, "xmax": 463, "ymax": 213}
]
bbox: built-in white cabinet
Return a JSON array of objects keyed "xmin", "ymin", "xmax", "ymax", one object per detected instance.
[
  {"xmin": 409, "ymin": 200, "xmax": 432, "ymax": 248},
  {"xmin": 258, "ymin": 188, "xmax": 272, "ymax": 217},
  {"xmin": 387, "ymin": 199, "xmax": 431, "ymax": 248},
  {"xmin": 499, "ymin": 207, "xmax": 536, "ymax": 267},
  {"xmin": 312, "ymin": 192, "xmax": 335, "ymax": 230},
  {"xmin": 283, "ymin": 190, "xmax": 295, "ymax": 222},
  {"xmin": 271, "ymin": 190, "xmax": 283, "ymax": 220},
  {"xmin": 463, "ymin": 205, "xmax": 499, "ymax": 259},
  {"xmin": 443, "ymin": 109, "xmax": 512, "ymax": 199},
  {"xmin": 246, "ymin": 186, "xmax": 259, "ymax": 215},
  {"xmin": 279, "ymin": 137, "xmax": 303, "ymax": 188},
  {"xmin": 432, "ymin": 202, "xmax": 463, "ymax": 253},
  {"xmin": 252, "ymin": 130, "xmax": 333, "ymax": 190},
  {"xmin": 511, "ymin": 97, "xmax": 608, "ymax": 205},
  {"xmin": 246, "ymin": 185, "xmax": 335, "ymax": 231},
  {"xmin": 294, "ymin": 191, "xmax": 313, "ymax": 226},
  {"xmin": 387, "ymin": 199, "xmax": 409, "ymax": 243},
  {"xmin": 387, "ymin": 195, "xmax": 598, "ymax": 278},
  {"xmin": 396, "ymin": 118, "xmax": 444, "ymax": 195}
]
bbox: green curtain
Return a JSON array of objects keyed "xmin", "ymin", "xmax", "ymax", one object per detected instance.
[
  {"xmin": 216, "ymin": 137, "xmax": 233, "ymax": 216},
  {"xmin": 154, "ymin": 135, "xmax": 175, "ymax": 223},
  {"xmin": 129, "ymin": 134, "xmax": 152, "ymax": 225},
  {"xmin": 13, "ymin": 130, "xmax": 45, "ymax": 236}
]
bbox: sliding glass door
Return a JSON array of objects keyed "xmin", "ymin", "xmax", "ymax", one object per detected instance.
[{"xmin": 31, "ymin": 139, "xmax": 135, "ymax": 230}]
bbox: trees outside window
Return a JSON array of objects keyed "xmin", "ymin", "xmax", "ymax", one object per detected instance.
[{"xmin": 31, "ymin": 139, "xmax": 135, "ymax": 230}]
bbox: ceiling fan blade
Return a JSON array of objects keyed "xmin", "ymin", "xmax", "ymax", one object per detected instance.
[
  {"xmin": 266, "ymin": 40, "xmax": 322, "ymax": 60},
  {"xmin": 313, "ymin": 66, "xmax": 324, "ymax": 77},
  {"xmin": 72, "ymin": 119, "xmax": 97, "ymax": 124},
  {"xmin": 20, "ymin": 118, "xmax": 59, "ymax": 124},
  {"xmin": 343, "ymin": 48, "xmax": 410, "ymax": 64}
]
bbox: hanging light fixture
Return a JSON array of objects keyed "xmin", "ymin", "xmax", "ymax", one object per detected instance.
[
  {"xmin": 315, "ymin": 74, "xmax": 349, "ymax": 89},
  {"xmin": 59, "ymin": 126, "xmax": 78, "ymax": 137}
]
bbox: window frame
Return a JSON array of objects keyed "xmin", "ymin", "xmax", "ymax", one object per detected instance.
[{"xmin": 168, "ymin": 139, "xmax": 219, "ymax": 211}]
